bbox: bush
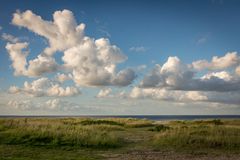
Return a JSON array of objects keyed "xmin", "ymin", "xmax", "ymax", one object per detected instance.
[
  {"xmin": 80, "ymin": 119, "xmax": 124, "ymax": 126},
  {"xmin": 80, "ymin": 118, "xmax": 154, "ymax": 128},
  {"xmin": 191, "ymin": 119, "xmax": 223, "ymax": 125},
  {"xmin": 212, "ymin": 119, "xmax": 223, "ymax": 125},
  {"xmin": 148, "ymin": 124, "xmax": 170, "ymax": 132}
]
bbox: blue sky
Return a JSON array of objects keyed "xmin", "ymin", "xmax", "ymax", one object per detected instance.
[{"xmin": 0, "ymin": 0, "xmax": 240, "ymax": 115}]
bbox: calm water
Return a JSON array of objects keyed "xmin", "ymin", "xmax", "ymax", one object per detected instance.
[{"xmin": 0, "ymin": 115, "xmax": 240, "ymax": 120}]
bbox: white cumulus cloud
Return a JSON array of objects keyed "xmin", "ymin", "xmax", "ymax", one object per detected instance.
[
  {"xmin": 128, "ymin": 87, "xmax": 240, "ymax": 105},
  {"xmin": 140, "ymin": 56, "xmax": 240, "ymax": 92},
  {"xmin": 129, "ymin": 87, "xmax": 208, "ymax": 102},
  {"xmin": 8, "ymin": 77, "xmax": 80, "ymax": 97},
  {"xmin": 192, "ymin": 52, "xmax": 240, "ymax": 71},
  {"xmin": 45, "ymin": 99, "xmax": 80, "ymax": 111},
  {"xmin": 6, "ymin": 10, "xmax": 136, "ymax": 87},
  {"xmin": 129, "ymin": 46, "xmax": 147, "ymax": 52},
  {"xmin": 62, "ymin": 37, "xmax": 135, "ymax": 86},
  {"xmin": 55, "ymin": 73, "xmax": 72, "ymax": 83},
  {"xmin": 2, "ymin": 33, "xmax": 20, "ymax": 43},
  {"xmin": 8, "ymin": 100, "xmax": 35, "ymax": 110},
  {"xmin": 12, "ymin": 9, "xmax": 85, "ymax": 56},
  {"xmin": 6, "ymin": 42, "xmax": 58, "ymax": 77},
  {"xmin": 6, "ymin": 42, "xmax": 29, "ymax": 76},
  {"xmin": 236, "ymin": 65, "xmax": 240, "ymax": 76},
  {"xmin": 96, "ymin": 88, "xmax": 112, "ymax": 98}
]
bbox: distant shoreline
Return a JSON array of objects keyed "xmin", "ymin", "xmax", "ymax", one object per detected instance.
[{"xmin": 0, "ymin": 115, "xmax": 240, "ymax": 120}]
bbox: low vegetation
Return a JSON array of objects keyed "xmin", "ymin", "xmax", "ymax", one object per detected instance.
[
  {"xmin": 153, "ymin": 125, "xmax": 240, "ymax": 151},
  {"xmin": 0, "ymin": 118, "xmax": 122, "ymax": 148},
  {"xmin": 0, "ymin": 118, "xmax": 239, "ymax": 159},
  {"xmin": 148, "ymin": 124, "xmax": 170, "ymax": 132}
]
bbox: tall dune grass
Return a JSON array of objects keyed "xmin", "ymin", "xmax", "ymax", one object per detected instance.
[
  {"xmin": 103, "ymin": 118, "xmax": 154, "ymax": 128},
  {"xmin": 0, "ymin": 118, "xmax": 122, "ymax": 148},
  {"xmin": 153, "ymin": 125, "xmax": 240, "ymax": 151},
  {"xmin": 1, "ymin": 118, "xmax": 239, "ymax": 152}
]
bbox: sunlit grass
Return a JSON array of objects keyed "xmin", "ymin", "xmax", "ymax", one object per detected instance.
[
  {"xmin": 0, "ymin": 118, "xmax": 240, "ymax": 153},
  {"xmin": 0, "ymin": 118, "xmax": 123, "ymax": 148},
  {"xmin": 153, "ymin": 120, "xmax": 240, "ymax": 151}
]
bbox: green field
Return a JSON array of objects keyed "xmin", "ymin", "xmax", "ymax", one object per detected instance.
[{"xmin": 0, "ymin": 118, "xmax": 240, "ymax": 160}]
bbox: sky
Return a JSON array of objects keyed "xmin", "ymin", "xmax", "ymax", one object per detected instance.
[{"xmin": 0, "ymin": 0, "xmax": 240, "ymax": 115}]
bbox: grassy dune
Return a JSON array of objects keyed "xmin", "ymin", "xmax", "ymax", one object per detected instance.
[
  {"xmin": 0, "ymin": 118, "xmax": 124, "ymax": 148},
  {"xmin": 153, "ymin": 125, "xmax": 240, "ymax": 151},
  {"xmin": 0, "ymin": 118, "xmax": 240, "ymax": 159}
]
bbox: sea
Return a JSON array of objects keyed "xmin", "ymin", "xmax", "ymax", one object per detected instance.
[{"xmin": 0, "ymin": 115, "xmax": 240, "ymax": 121}]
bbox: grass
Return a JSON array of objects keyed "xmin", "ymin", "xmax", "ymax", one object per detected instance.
[
  {"xmin": 153, "ymin": 120, "xmax": 240, "ymax": 152},
  {"xmin": 0, "ymin": 118, "xmax": 240, "ymax": 159},
  {"xmin": 0, "ymin": 118, "xmax": 122, "ymax": 148},
  {"xmin": 0, "ymin": 145, "xmax": 103, "ymax": 160},
  {"xmin": 87, "ymin": 118, "xmax": 155, "ymax": 128},
  {"xmin": 80, "ymin": 119, "xmax": 124, "ymax": 126}
]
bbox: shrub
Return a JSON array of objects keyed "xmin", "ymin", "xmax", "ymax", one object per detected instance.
[
  {"xmin": 191, "ymin": 119, "xmax": 223, "ymax": 125},
  {"xmin": 212, "ymin": 119, "xmax": 223, "ymax": 125},
  {"xmin": 80, "ymin": 119, "xmax": 124, "ymax": 126},
  {"xmin": 148, "ymin": 124, "xmax": 170, "ymax": 132}
]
